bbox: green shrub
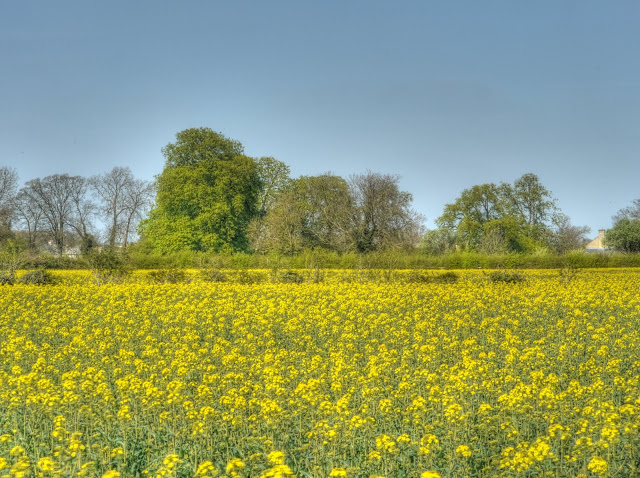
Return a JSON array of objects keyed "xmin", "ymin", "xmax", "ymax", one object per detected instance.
[
  {"xmin": 85, "ymin": 249, "xmax": 132, "ymax": 285},
  {"xmin": 278, "ymin": 270, "xmax": 304, "ymax": 284},
  {"xmin": 147, "ymin": 269, "xmax": 189, "ymax": 284},
  {"xmin": 406, "ymin": 271, "xmax": 459, "ymax": 284},
  {"xmin": 19, "ymin": 269, "xmax": 54, "ymax": 285},
  {"xmin": 233, "ymin": 270, "xmax": 267, "ymax": 284},
  {"xmin": 0, "ymin": 271, "xmax": 15, "ymax": 285},
  {"xmin": 199, "ymin": 268, "xmax": 227, "ymax": 282}
]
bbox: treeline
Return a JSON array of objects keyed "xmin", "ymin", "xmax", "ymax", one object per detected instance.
[
  {"xmin": 1, "ymin": 127, "xmax": 639, "ymax": 261},
  {"xmin": 0, "ymin": 166, "xmax": 153, "ymax": 254}
]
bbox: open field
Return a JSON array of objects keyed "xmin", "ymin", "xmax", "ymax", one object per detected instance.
[{"xmin": 1, "ymin": 270, "xmax": 640, "ymax": 477}]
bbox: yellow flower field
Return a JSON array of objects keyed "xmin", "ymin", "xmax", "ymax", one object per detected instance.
[{"xmin": 1, "ymin": 269, "xmax": 640, "ymax": 477}]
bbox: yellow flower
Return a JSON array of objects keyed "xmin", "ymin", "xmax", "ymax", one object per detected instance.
[
  {"xmin": 367, "ymin": 450, "xmax": 382, "ymax": 461},
  {"xmin": 226, "ymin": 458, "xmax": 245, "ymax": 473},
  {"xmin": 329, "ymin": 468, "xmax": 347, "ymax": 477},
  {"xmin": 267, "ymin": 451, "xmax": 285, "ymax": 465},
  {"xmin": 196, "ymin": 461, "xmax": 217, "ymax": 476},
  {"xmin": 37, "ymin": 457, "xmax": 55, "ymax": 472},
  {"xmin": 421, "ymin": 472, "xmax": 441, "ymax": 478},
  {"xmin": 587, "ymin": 456, "xmax": 608, "ymax": 475},
  {"xmin": 102, "ymin": 471, "xmax": 120, "ymax": 478},
  {"xmin": 10, "ymin": 446, "xmax": 25, "ymax": 456},
  {"xmin": 455, "ymin": 445, "xmax": 472, "ymax": 458},
  {"xmin": 162, "ymin": 454, "xmax": 182, "ymax": 469}
]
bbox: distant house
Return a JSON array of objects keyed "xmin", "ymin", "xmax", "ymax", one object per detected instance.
[{"xmin": 585, "ymin": 229, "xmax": 607, "ymax": 252}]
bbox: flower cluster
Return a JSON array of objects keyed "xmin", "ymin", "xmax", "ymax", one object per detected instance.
[{"xmin": 0, "ymin": 268, "xmax": 639, "ymax": 476}]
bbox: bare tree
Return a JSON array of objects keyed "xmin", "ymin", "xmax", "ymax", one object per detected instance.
[
  {"xmin": 22, "ymin": 174, "xmax": 80, "ymax": 255},
  {"xmin": 614, "ymin": 199, "xmax": 640, "ymax": 222},
  {"xmin": 68, "ymin": 176, "xmax": 96, "ymax": 243},
  {"xmin": 121, "ymin": 178, "xmax": 154, "ymax": 247},
  {"xmin": 91, "ymin": 167, "xmax": 154, "ymax": 248},
  {"xmin": 91, "ymin": 167, "xmax": 132, "ymax": 248},
  {"xmin": 0, "ymin": 166, "xmax": 19, "ymax": 241},
  {"xmin": 350, "ymin": 171, "xmax": 424, "ymax": 252},
  {"xmin": 550, "ymin": 213, "xmax": 591, "ymax": 254},
  {"xmin": 14, "ymin": 189, "xmax": 43, "ymax": 250}
]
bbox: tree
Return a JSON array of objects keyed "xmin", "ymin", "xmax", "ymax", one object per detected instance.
[
  {"xmin": 437, "ymin": 183, "xmax": 508, "ymax": 249},
  {"xmin": 508, "ymin": 173, "xmax": 557, "ymax": 242},
  {"xmin": 436, "ymin": 174, "xmax": 558, "ymax": 251},
  {"xmin": 91, "ymin": 167, "xmax": 154, "ymax": 248},
  {"xmin": 255, "ymin": 157, "xmax": 291, "ymax": 216},
  {"xmin": 420, "ymin": 228, "xmax": 456, "ymax": 255},
  {"xmin": 550, "ymin": 214, "xmax": 590, "ymax": 254},
  {"xmin": 14, "ymin": 189, "xmax": 42, "ymax": 250},
  {"xmin": 161, "ymin": 127, "xmax": 243, "ymax": 167},
  {"xmin": 480, "ymin": 216, "xmax": 534, "ymax": 254},
  {"xmin": 120, "ymin": 177, "xmax": 154, "ymax": 248},
  {"xmin": 248, "ymin": 188, "xmax": 306, "ymax": 255},
  {"xmin": 21, "ymin": 174, "xmax": 81, "ymax": 255},
  {"xmin": 67, "ymin": 176, "xmax": 96, "ymax": 243},
  {"xmin": 0, "ymin": 166, "xmax": 18, "ymax": 242},
  {"xmin": 139, "ymin": 128, "xmax": 261, "ymax": 253},
  {"xmin": 91, "ymin": 167, "xmax": 133, "ymax": 248},
  {"xmin": 613, "ymin": 199, "xmax": 640, "ymax": 222},
  {"xmin": 249, "ymin": 174, "xmax": 354, "ymax": 254},
  {"xmin": 606, "ymin": 201, "xmax": 640, "ymax": 252},
  {"xmin": 350, "ymin": 171, "xmax": 424, "ymax": 252},
  {"xmin": 298, "ymin": 174, "xmax": 355, "ymax": 252},
  {"xmin": 604, "ymin": 218, "xmax": 640, "ymax": 252},
  {"xmin": 510, "ymin": 173, "xmax": 556, "ymax": 226}
]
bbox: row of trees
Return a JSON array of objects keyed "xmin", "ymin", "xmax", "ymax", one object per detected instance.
[
  {"xmin": 138, "ymin": 128, "xmax": 424, "ymax": 254},
  {"xmin": 1, "ymin": 126, "xmax": 637, "ymax": 256},
  {"xmin": 0, "ymin": 166, "xmax": 153, "ymax": 254},
  {"xmin": 422, "ymin": 174, "xmax": 594, "ymax": 255}
]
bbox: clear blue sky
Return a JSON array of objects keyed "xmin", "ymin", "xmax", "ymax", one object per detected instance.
[{"xmin": 2, "ymin": 1, "xmax": 639, "ymax": 233}]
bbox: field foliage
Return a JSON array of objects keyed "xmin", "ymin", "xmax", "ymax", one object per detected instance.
[{"xmin": 1, "ymin": 270, "xmax": 640, "ymax": 477}]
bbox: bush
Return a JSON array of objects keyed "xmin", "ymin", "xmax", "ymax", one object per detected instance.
[
  {"xmin": 147, "ymin": 269, "xmax": 189, "ymax": 284},
  {"xmin": 19, "ymin": 269, "xmax": 54, "ymax": 285},
  {"xmin": 406, "ymin": 271, "xmax": 459, "ymax": 284},
  {"xmin": 233, "ymin": 270, "xmax": 266, "ymax": 284},
  {"xmin": 487, "ymin": 270, "xmax": 527, "ymax": 284},
  {"xmin": 85, "ymin": 249, "xmax": 131, "ymax": 285},
  {"xmin": 199, "ymin": 268, "xmax": 227, "ymax": 282},
  {"xmin": 278, "ymin": 270, "xmax": 304, "ymax": 284},
  {"xmin": 0, "ymin": 271, "xmax": 15, "ymax": 285}
]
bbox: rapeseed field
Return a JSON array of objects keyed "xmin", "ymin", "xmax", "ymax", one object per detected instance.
[{"xmin": 1, "ymin": 269, "xmax": 640, "ymax": 477}]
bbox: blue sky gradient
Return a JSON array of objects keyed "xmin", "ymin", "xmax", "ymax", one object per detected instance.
[{"xmin": 2, "ymin": 1, "xmax": 639, "ymax": 233}]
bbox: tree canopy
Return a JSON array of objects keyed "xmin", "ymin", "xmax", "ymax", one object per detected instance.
[
  {"xmin": 139, "ymin": 128, "xmax": 261, "ymax": 253},
  {"xmin": 606, "ymin": 200, "xmax": 640, "ymax": 252},
  {"xmin": 436, "ymin": 174, "xmax": 558, "ymax": 252}
]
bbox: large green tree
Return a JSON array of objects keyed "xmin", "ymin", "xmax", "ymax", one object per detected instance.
[
  {"xmin": 249, "ymin": 174, "xmax": 354, "ymax": 254},
  {"xmin": 605, "ymin": 218, "xmax": 640, "ymax": 252},
  {"xmin": 139, "ymin": 128, "xmax": 261, "ymax": 253},
  {"xmin": 605, "ymin": 200, "xmax": 640, "ymax": 252},
  {"xmin": 437, "ymin": 182, "xmax": 509, "ymax": 249},
  {"xmin": 436, "ymin": 173, "xmax": 558, "ymax": 252}
]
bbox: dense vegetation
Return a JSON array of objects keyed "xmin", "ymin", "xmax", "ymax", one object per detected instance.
[
  {"xmin": 1, "ymin": 127, "xmax": 639, "ymax": 261},
  {"xmin": 2, "ymin": 269, "xmax": 640, "ymax": 477}
]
